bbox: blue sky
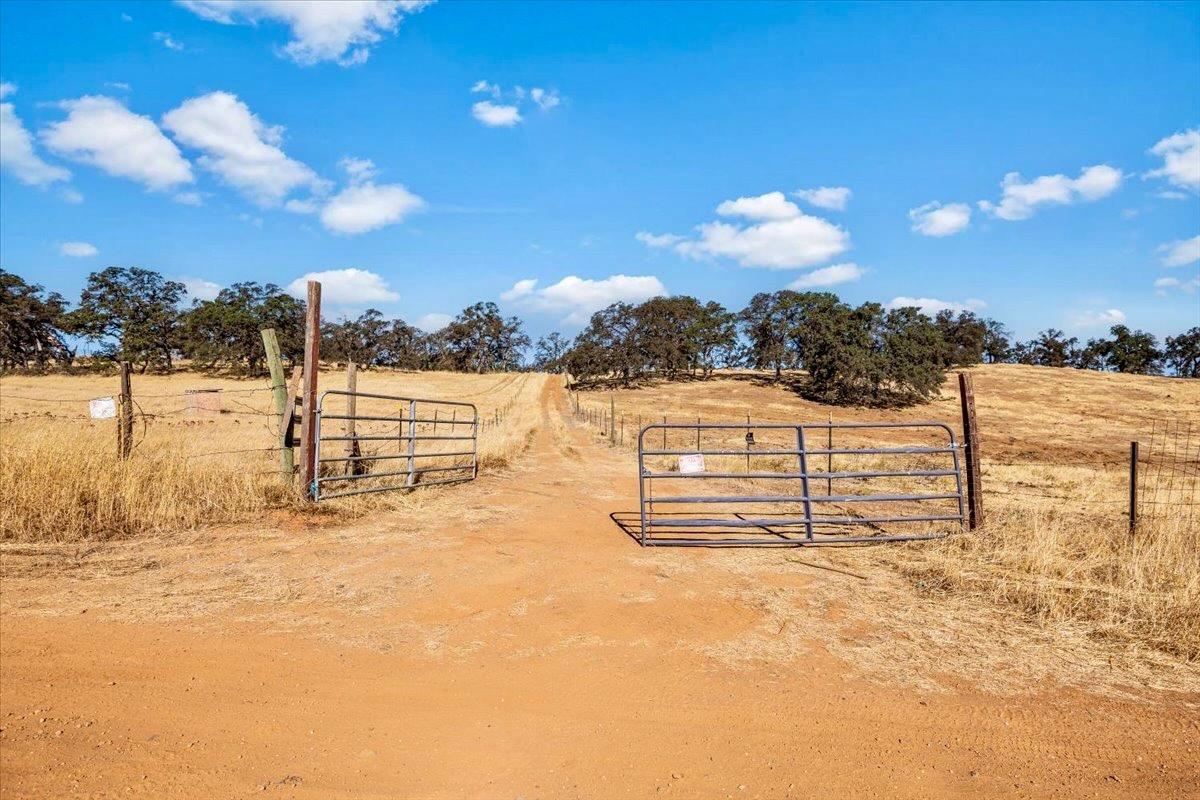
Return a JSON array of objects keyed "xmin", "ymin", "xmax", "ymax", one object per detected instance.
[{"xmin": 2, "ymin": 0, "xmax": 1198, "ymax": 343}]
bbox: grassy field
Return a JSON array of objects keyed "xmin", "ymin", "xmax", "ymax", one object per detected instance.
[
  {"xmin": 2, "ymin": 363, "xmax": 1197, "ymax": 664},
  {"xmin": 0, "ymin": 368, "xmax": 550, "ymax": 541},
  {"xmin": 571, "ymin": 364, "xmax": 1200, "ymax": 662}
]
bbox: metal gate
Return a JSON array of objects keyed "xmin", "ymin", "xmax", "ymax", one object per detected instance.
[
  {"xmin": 635, "ymin": 421, "xmax": 964, "ymax": 545},
  {"xmin": 313, "ymin": 390, "xmax": 478, "ymax": 500}
]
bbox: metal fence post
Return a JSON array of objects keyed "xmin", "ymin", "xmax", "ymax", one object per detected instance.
[
  {"xmin": 958, "ymin": 372, "xmax": 983, "ymax": 530},
  {"xmin": 406, "ymin": 399, "xmax": 417, "ymax": 486},
  {"xmin": 1129, "ymin": 440, "xmax": 1139, "ymax": 535},
  {"xmin": 826, "ymin": 411, "xmax": 833, "ymax": 496}
]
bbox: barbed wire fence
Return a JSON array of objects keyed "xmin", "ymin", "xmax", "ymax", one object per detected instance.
[{"xmin": 0, "ymin": 366, "xmax": 527, "ymax": 481}]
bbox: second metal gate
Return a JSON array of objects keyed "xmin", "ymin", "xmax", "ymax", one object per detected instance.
[
  {"xmin": 313, "ymin": 390, "xmax": 478, "ymax": 500},
  {"xmin": 636, "ymin": 421, "xmax": 965, "ymax": 545}
]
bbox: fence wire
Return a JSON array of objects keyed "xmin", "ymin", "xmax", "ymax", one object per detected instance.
[{"xmin": 1137, "ymin": 420, "xmax": 1200, "ymax": 520}]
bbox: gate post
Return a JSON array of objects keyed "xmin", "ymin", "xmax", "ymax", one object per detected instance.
[
  {"xmin": 958, "ymin": 372, "xmax": 983, "ymax": 530},
  {"xmin": 298, "ymin": 280, "xmax": 321, "ymax": 499}
]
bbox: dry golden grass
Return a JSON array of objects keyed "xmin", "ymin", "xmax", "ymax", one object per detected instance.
[
  {"xmin": 0, "ymin": 368, "xmax": 549, "ymax": 541},
  {"xmin": 572, "ymin": 365, "xmax": 1200, "ymax": 661}
]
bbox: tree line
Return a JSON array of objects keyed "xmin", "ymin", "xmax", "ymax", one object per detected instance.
[
  {"xmin": 2, "ymin": 268, "xmax": 1197, "ymax": 407},
  {"xmin": 1, "ymin": 267, "xmax": 527, "ymax": 375}
]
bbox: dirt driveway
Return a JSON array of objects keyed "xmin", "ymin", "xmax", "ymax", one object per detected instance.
[{"xmin": 2, "ymin": 381, "xmax": 1197, "ymax": 799}]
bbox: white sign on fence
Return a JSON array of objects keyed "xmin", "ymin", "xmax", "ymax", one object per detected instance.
[
  {"xmin": 678, "ymin": 453, "xmax": 705, "ymax": 474},
  {"xmin": 89, "ymin": 396, "xmax": 117, "ymax": 419}
]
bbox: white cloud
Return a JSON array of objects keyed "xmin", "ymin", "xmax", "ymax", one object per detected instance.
[
  {"xmin": 510, "ymin": 274, "xmax": 667, "ymax": 325},
  {"xmin": 178, "ymin": 0, "xmax": 431, "ymax": 66},
  {"xmin": 666, "ymin": 191, "xmax": 850, "ymax": 269},
  {"xmin": 173, "ymin": 190, "xmax": 203, "ymax": 206},
  {"xmin": 469, "ymin": 83, "xmax": 561, "ymax": 126},
  {"xmin": 500, "ymin": 278, "xmax": 538, "ymax": 302},
  {"xmin": 1146, "ymin": 128, "xmax": 1200, "ymax": 192},
  {"xmin": 42, "ymin": 95, "xmax": 193, "ymax": 191},
  {"xmin": 978, "ymin": 164, "xmax": 1123, "ymax": 221},
  {"xmin": 338, "ymin": 156, "xmax": 377, "ymax": 182},
  {"xmin": 285, "ymin": 197, "xmax": 319, "ymax": 214},
  {"xmin": 1072, "ymin": 308, "xmax": 1126, "ymax": 328},
  {"xmin": 61, "ymin": 187, "xmax": 84, "ymax": 203},
  {"xmin": 105, "ymin": 82, "xmax": 132, "ymax": 92},
  {"xmin": 530, "ymin": 87, "xmax": 560, "ymax": 111},
  {"xmin": 153, "ymin": 31, "xmax": 185, "ymax": 51},
  {"xmin": 716, "ymin": 191, "xmax": 802, "ymax": 222},
  {"xmin": 887, "ymin": 296, "xmax": 987, "ymax": 316},
  {"xmin": 181, "ymin": 277, "xmax": 223, "ymax": 301},
  {"xmin": 1154, "ymin": 275, "xmax": 1200, "ymax": 295},
  {"xmin": 1, "ymin": 88, "xmax": 72, "ymax": 186},
  {"xmin": 319, "ymin": 181, "xmax": 425, "ymax": 234},
  {"xmin": 472, "ymin": 101, "xmax": 521, "ymax": 128},
  {"xmin": 1155, "ymin": 190, "xmax": 1189, "ymax": 201},
  {"xmin": 415, "ymin": 312, "xmax": 452, "ymax": 332},
  {"xmin": 286, "ymin": 268, "xmax": 399, "ymax": 304},
  {"xmin": 908, "ymin": 201, "xmax": 971, "ymax": 237},
  {"xmin": 59, "ymin": 241, "xmax": 98, "ymax": 257},
  {"xmin": 1157, "ymin": 235, "xmax": 1200, "ymax": 268},
  {"xmin": 635, "ymin": 231, "xmax": 685, "ymax": 248},
  {"xmin": 786, "ymin": 262, "xmax": 863, "ymax": 289},
  {"xmin": 162, "ymin": 91, "xmax": 325, "ymax": 206},
  {"xmin": 792, "ymin": 186, "xmax": 851, "ymax": 211},
  {"xmin": 471, "ymin": 80, "xmax": 501, "ymax": 98}
]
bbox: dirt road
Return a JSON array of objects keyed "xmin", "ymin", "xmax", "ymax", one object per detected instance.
[{"xmin": 2, "ymin": 380, "xmax": 1197, "ymax": 799}]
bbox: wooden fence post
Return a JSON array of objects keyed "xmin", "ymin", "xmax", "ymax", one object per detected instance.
[
  {"xmin": 344, "ymin": 362, "xmax": 362, "ymax": 475},
  {"xmin": 958, "ymin": 372, "xmax": 983, "ymax": 530},
  {"xmin": 280, "ymin": 366, "xmax": 301, "ymax": 479},
  {"xmin": 117, "ymin": 361, "xmax": 133, "ymax": 459},
  {"xmin": 610, "ymin": 394, "xmax": 616, "ymax": 446},
  {"xmin": 298, "ymin": 280, "xmax": 321, "ymax": 499},
  {"xmin": 260, "ymin": 328, "xmax": 294, "ymax": 481},
  {"xmin": 1129, "ymin": 440, "xmax": 1139, "ymax": 535}
]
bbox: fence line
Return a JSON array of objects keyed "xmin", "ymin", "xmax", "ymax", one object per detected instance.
[
  {"xmin": 2, "ymin": 371, "xmax": 532, "ymax": 471},
  {"xmin": 567, "ymin": 390, "xmax": 1199, "ymax": 529}
]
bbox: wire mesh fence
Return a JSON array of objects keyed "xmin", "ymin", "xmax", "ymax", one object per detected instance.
[{"xmin": 1135, "ymin": 419, "xmax": 1199, "ymax": 526}]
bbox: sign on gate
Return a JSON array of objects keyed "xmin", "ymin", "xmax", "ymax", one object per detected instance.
[{"xmin": 636, "ymin": 421, "xmax": 965, "ymax": 546}]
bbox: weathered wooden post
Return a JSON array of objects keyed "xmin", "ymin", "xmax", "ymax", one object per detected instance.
[
  {"xmin": 344, "ymin": 362, "xmax": 362, "ymax": 475},
  {"xmin": 298, "ymin": 280, "xmax": 321, "ymax": 499},
  {"xmin": 260, "ymin": 328, "xmax": 294, "ymax": 481},
  {"xmin": 958, "ymin": 372, "xmax": 983, "ymax": 530},
  {"xmin": 117, "ymin": 361, "xmax": 133, "ymax": 459},
  {"xmin": 610, "ymin": 394, "xmax": 616, "ymax": 446},
  {"xmin": 1129, "ymin": 440, "xmax": 1139, "ymax": 535}
]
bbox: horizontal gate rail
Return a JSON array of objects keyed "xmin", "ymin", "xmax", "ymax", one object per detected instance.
[
  {"xmin": 636, "ymin": 420, "xmax": 965, "ymax": 547},
  {"xmin": 312, "ymin": 389, "xmax": 478, "ymax": 500}
]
